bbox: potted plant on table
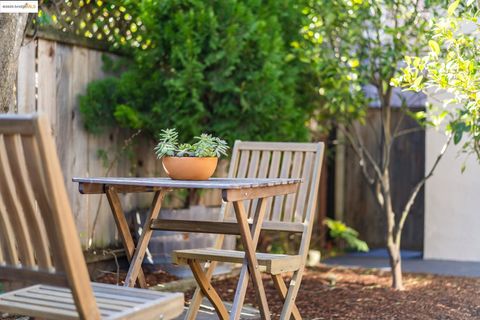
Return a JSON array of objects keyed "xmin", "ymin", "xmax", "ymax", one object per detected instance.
[{"xmin": 154, "ymin": 128, "xmax": 229, "ymax": 180}]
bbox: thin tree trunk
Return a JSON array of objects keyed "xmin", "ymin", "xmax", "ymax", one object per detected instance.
[
  {"xmin": 0, "ymin": 13, "xmax": 29, "ymax": 113},
  {"xmin": 387, "ymin": 241, "xmax": 403, "ymax": 290},
  {"xmin": 382, "ymin": 169, "xmax": 404, "ymax": 290}
]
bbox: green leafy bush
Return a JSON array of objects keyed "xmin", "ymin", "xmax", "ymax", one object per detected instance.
[
  {"xmin": 79, "ymin": 0, "xmax": 312, "ymax": 145},
  {"xmin": 154, "ymin": 128, "xmax": 229, "ymax": 158},
  {"xmin": 325, "ymin": 218, "xmax": 369, "ymax": 252}
]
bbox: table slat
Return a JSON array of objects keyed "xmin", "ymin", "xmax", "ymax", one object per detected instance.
[{"xmin": 73, "ymin": 177, "xmax": 301, "ymax": 190}]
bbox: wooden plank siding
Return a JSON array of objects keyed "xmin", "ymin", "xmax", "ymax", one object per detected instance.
[
  {"xmin": 340, "ymin": 108, "xmax": 425, "ymax": 250},
  {"xmin": 12, "ymin": 37, "xmax": 233, "ymax": 250}
]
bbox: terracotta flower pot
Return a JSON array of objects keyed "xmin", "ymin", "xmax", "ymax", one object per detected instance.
[{"xmin": 162, "ymin": 156, "xmax": 218, "ymax": 180}]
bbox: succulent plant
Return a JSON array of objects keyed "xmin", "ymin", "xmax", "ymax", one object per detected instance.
[{"xmin": 154, "ymin": 128, "xmax": 229, "ymax": 158}]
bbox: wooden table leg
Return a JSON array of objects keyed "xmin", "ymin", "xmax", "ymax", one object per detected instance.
[
  {"xmin": 105, "ymin": 186, "xmax": 147, "ymax": 288},
  {"xmin": 124, "ymin": 190, "xmax": 166, "ymax": 287},
  {"xmin": 230, "ymin": 198, "xmax": 268, "ymax": 319},
  {"xmin": 232, "ymin": 200, "xmax": 271, "ymax": 320}
]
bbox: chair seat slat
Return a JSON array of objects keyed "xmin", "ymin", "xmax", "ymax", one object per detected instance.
[
  {"xmin": 15, "ymin": 291, "xmax": 132, "ymax": 312},
  {"xmin": 25, "ymin": 288, "xmax": 139, "ymax": 307},
  {"xmin": 41, "ymin": 283, "xmax": 176, "ymax": 300},
  {"xmin": 173, "ymin": 248, "xmax": 302, "ymax": 275},
  {"xmin": 40, "ymin": 288, "xmax": 154, "ymax": 304},
  {"xmin": 0, "ymin": 283, "xmax": 184, "ymax": 320}
]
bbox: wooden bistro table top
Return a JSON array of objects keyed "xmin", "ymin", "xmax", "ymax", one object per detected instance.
[{"xmin": 73, "ymin": 177, "xmax": 302, "ymax": 202}]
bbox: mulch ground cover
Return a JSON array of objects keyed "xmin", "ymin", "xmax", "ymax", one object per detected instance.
[
  {"xmin": 95, "ymin": 264, "xmax": 480, "ymax": 319},
  {"xmin": 2, "ymin": 265, "xmax": 480, "ymax": 319},
  {"xmin": 183, "ymin": 265, "xmax": 480, "ymax": 319}
]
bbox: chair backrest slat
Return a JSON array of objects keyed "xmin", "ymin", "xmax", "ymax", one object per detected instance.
[
  {"xmin": 294, "ymin": 151, "xmax": 314, "ymax": 223},
  {"xmin": 236, "ymin": 150, "xmax": 250, "ymax": 178},
  {"xmin": 3, "ymin": 134, "xmax": 52, "ymax": 269},
  {"xmin": 21, "ymin": 135, "xmax": 65, "ymax": 270},
  {"xmin": 224, "ymin": 141, "xmax": 324, "ymax": 235},
  {"xmin": 0, "ymin": 114, "xmax": 100, "ymax": 319},
  {"xmin": 271, "ymin": 151, "xmax": 292, "ymax": 221},
  {"xmin": 283, "ymin": 151, "xmax": 304, "ymax": 222},
  {"xmin": 257, "ymin": 151, "xmax": 270, "ymax": 179},
  {"xmin": 0, "ymin": 190, "xmax": 19, "ymax": 265},
  {"xmin": 246, "ymin": 150, "xmax": 261, "ymax": 218},
  {"xmin": 0, "ymin": 135, "xmax": 35, "ymax": 267},
  {"xmin": 0, "ymin": 234, "xmax": 4, "ymax": 265},
  {"xmin": 264, "ymin": 151, "xmax": 281, "ymax": 219}
]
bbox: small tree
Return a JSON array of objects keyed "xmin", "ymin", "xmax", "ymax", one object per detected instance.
[
  {"xmin": 0, "ymin": 14, "xmax": 29, "ymax": 113},
  {"xmin": 298, "ymin": 0, "xmax": 449, "ymax": 289},
  {"xmin": 397, "ymin": 0, "xmax": 480, "ymax": 160}
]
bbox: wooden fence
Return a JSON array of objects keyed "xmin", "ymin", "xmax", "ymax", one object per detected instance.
[
  {"xmin": 12, "ymin": 37, "xmax": 225, "ymax": 250},
  {"xmin": 338, "ymin": 108, "xmax": 425, "ymax": 250}
]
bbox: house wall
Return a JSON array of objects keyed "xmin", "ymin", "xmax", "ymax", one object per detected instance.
[{"xmin": 424, "ymin": 126, "xmax": 480, "ymax": 261}]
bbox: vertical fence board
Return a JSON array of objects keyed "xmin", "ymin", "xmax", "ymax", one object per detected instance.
[
  {"xmin": 86, "ymin": 50, "xmax": 117, "ymax": 248},
  {"xmin": 342, "ymin": 108, "xmax": 425, "ymax": 250},
  {"xmin": 37, "ymin": 39, "xmax": 57, "ymax": 135},
  {"xmin": 16, "ymin": 38, "xmax": 36, "ymax": 114},
  {"xmin": 55, "ymin": 43, "xmax": 73, "ymax": 174},
  {"xmin": 68, "ymin": 46, "xmax": 91, "ymax": 247}
]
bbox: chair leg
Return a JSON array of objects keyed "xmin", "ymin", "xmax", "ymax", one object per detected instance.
[
  {"xmin": 279, "ymin": 269, "xmax": 305, "ymax": 319},
  {"xmin": 271, "ymin": 274, "xmax": 302, "ymax": 320},
  {"xmin": 185, "ymin": 260, "xmax": 218, "ymax": 320},
  {"xmin": 187, "ymin": 259, "xmax": 229, "ymax": 320}
]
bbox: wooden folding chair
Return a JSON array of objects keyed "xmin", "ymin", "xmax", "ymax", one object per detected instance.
[
  {"xmin": 0, "ymin": 114, "xmax": 184, "ymax": 320},
  {"xmin": 172, "ymin": 141, "xmax": 325, "ymax": 319}
]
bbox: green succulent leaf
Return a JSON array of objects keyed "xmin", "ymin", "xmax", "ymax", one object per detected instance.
[{"xmin": 154, "ymin": 128, "xmax": 229, "ymax": 158}]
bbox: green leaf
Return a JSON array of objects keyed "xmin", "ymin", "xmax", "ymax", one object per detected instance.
[
  {"xmin": 428, "ymin": 40, "xmax": 441, "ymax": 56},
  {"xmin": 412, "ymin": 75, "xmax": 424, "ymax": 88},
  {"xmin": 447, "ymin": 0, "xmax": 460, "ymax": 16},
  {"xmin": 454, "ymin": 130, "xmax": 463, "ymax": 144}
]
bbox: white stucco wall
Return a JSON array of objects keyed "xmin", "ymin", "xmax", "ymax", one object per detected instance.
[{"xmin": 424, "ymin": 117, "xmax": 480, "ymax": 261}]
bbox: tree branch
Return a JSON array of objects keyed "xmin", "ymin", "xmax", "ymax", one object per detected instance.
[
  {"xmin": 395, "ymin": 133, "xmax": 453, "ymax": 243},
  {"xmin": 338, "ymin": 125, "xmax": 377, "ymax": 185},
  {"xmin": 393, "ymin": 126, "xmax": 424, "ymax": 139}
]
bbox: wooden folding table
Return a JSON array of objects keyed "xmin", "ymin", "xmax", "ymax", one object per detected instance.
[{"xmin": 73, "ymin": 177, "xmax": 301, "ymax": 319}]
